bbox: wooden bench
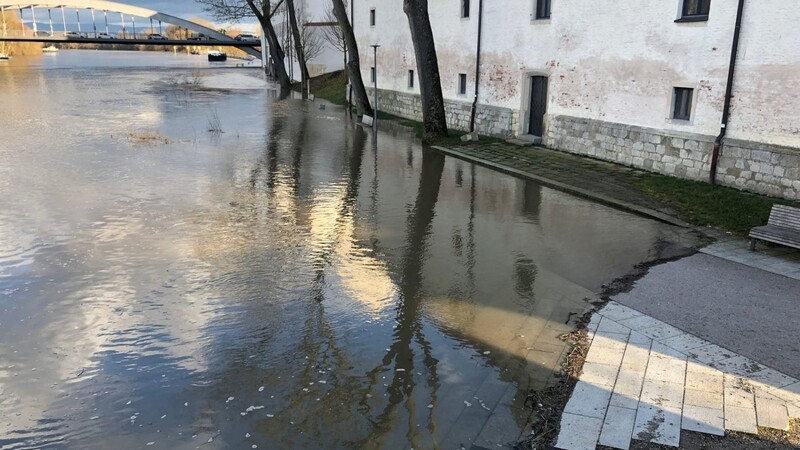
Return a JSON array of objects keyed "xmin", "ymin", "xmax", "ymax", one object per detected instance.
[{"xmin": 749, "ymin": 204, "xmax": 800, "ymax": 251}]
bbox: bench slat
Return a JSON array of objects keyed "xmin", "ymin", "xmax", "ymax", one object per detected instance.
[
  {"xmin": 750, "ymin": 228, "xmax": 800, "ymax": 249},
  {"xmin": 770, "ymin": 213, "xmax": 800, "ymax": 222},
  {"xmin": 768, "ymin": 205, "xmax": 800, "ymax": 229}
]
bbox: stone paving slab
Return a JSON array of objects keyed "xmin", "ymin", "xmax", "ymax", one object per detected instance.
[
  {"xmin": 555, "ymin": 303, "xmax": 800, "ymax": 450},
  {"xmin": 682, "ymin": 405, "xmax": 725, "ymax": 436},
  {"xmin": 564, "ymin": 381, "xmax": 615, "ymax": 419},
  {"xmin": 632, "ymin": 404, "xmax": 682, "ymax": 447},
  {"xmin": 556, "ymin": 413, "xmax": 604, "ymax": 450},
  {"xmin": 725, "ymin": 406, "xmax": 758, "ymax": 434},
  {"xmin": 599, "ymin": 405, "xmax": 637, "ymax": 450},
  {"xmin": 755, "ymin": 390, "xmax": 790, "ymax": 431}
]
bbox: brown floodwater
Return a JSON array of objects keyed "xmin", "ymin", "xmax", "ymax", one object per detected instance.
[{"xmin": 0, "ymin": 50, "xmax": 698, "ymax": 449}]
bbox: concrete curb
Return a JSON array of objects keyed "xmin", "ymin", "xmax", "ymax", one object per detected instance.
[{"xmin": 431, "ymin": 145, "xmax": 691, "ymax": 229}]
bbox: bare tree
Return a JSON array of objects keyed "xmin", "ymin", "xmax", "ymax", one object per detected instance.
[
  {"xmin": 331, "ymin": 0, "xmax": 373, "ymax": 118},
  {"xmin": 285, "ymin": 0, "xmax": 309, "ymax": 99},
  {"xmin": 301, "ymin": 24, "xmax": 324, "ymax": 63},
  {"xmin": 197, "ymin": 0, "xmax": 292, "ymax": 89},
  {"xmin": 403, "ymin": 0, "xmax": 448, "ymax": 140},
  {"xmin": 319, "ymin": 5, "xmax": 346, "ymax": 70}
]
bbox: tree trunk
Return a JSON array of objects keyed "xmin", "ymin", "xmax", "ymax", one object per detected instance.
[
  {"xmin": 244, "ymin": 0, "xmax": 291, "ymax": 90},
  {"xmin": 403, "ymin": 0, "xmax": 448, "ymax": 140},
  {"xmin": 332, "ymin": 0, "xmax": 373, "ymax": 117},
  {"xmin": 286, "ymin": 0, "xmax": 309, "ymax": 99},
  {"xmin": 263, "ymin": 20, "xmax": 292, "ymax": 90}
]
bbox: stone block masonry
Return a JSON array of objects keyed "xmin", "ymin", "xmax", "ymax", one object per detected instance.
[
  {"xmin": 547, "ymin": 115, "xmax": 800, "ymax": 200},
  {"xmin": 371, "ymin": 88, "xmax": 517, "ymax": 138}
]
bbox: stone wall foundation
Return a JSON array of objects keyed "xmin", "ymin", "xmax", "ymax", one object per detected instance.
[
  {"xmin": 547, "ymin": 115, "xmax": 800, "ymax": 200},
  {"xmin": 371, "ymin": 88, "xmax": 516, "ymax": 138}
]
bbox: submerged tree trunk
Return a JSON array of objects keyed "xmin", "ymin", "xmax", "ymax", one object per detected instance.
[
  {"xmin": 286, "ymin": 0, "xmax": 309, "ymax": 99},
  {"xmin": 332, "ymin": 0, "xmax": 373, "ymax": 117},
  {"xmin": 244, "ymin": 0, "xmax": 291, "ymax": 90},
  {"xmin": 403, "ymin": 0, "xmax": 448, "ymax": 140}
]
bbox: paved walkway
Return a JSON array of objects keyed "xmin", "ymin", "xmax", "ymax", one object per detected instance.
[
  {"xmin": 556, "ymin": 240, "xmax": 800, "ymax": 450},
  {"xmin": 555, "ymin": 302, "xmax": 800, "ymax": 450}
]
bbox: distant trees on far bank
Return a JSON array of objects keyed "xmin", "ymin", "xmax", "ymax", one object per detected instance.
[{"xmin": 1, "ymin": 11, "xmax": 42, "ymax": 56}]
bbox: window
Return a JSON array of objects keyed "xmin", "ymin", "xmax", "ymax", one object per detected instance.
[
  {"xmin": 461, "ymin": 0, "xmax": 470, "ymax": 18},
  {"xmin": 535, "ymin": 0, "xmax": 551, "ymax": 19},
  {"xmin": 370, "ymin": 8, "xmax": 375, "ymax": 26},
  {"xmin": 672, "ymin": 87, "xmax": 693, "ymax": 120},
  {"xmin": 408, "ymin": 70, "xmax": 415, "ymax": 88},
  {"xmin": 678, "ymin": 0, "xmax": 710, "ymax": 21},
  {"xmin": 458, "ymin": 73, "xmax": 467, "ymax": 95},
  {"xmin": 371, "ymin": 67, "xmax": 376, "ymax": 83}
]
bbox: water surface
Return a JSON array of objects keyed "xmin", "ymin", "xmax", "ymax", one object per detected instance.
[{"xmin": 0, "ymin": 50, "xmax": 697, "ymax": 449}]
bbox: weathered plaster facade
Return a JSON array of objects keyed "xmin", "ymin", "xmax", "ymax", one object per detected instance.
[{"xmin": 351, "ymin": 0, "xmax": 800, "ymax": 199}]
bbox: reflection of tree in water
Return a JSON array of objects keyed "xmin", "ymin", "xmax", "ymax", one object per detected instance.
[
  {"xmin": 514, "ymin": 258, "xmax": 538, "ymax": 300},
  {"xmin": 196, "ymin": 111, "xmax": 534, "ymax": 446},
  {"xmin": 354, "ymin": 149, "xmax": 446, "ymax": 449},
  {"xmin": 238, "ymin": 114, "xmax": 412, "ymax": 445}
]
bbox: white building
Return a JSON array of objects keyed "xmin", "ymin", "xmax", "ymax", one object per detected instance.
[{"xmin": 351, "ymin": 0, "xmax": 800, "ymax": 200}]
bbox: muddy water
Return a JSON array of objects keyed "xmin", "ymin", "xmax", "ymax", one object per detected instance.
[{"xmin": 0, "ymin": 50, "xmax": 695, "ymax": 449}]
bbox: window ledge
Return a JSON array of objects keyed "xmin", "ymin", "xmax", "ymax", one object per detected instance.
[
  {"xmin": 675, "ymin": 15, "xmax": 708, "ymax": 23},
  {"xmin": 667, "ymin": 118, "xmax": 694, "ymax": 126}
]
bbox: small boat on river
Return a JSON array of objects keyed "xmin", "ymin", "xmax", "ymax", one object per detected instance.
[
  {"xmin": 208, "ymin": 51, "xmax": 227, "ymax": 62},
  {"xmin": 0, "ymin": 54, "xmax": 8, "ymax": 60},
  {"xmin": 42, "ymin": 45, "xmax": 59, "ymax": 53}
]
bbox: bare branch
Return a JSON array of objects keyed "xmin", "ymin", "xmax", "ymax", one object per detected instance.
[
  {"xmin": 301, "ymin": 23, "xmax": 324, "ymax": 62},
  {"xmin": 318, "ymin": 5, "xmax": 346, "ymax": 53},
  {"xmin": 268, "ymin": 0, "xmax": 285, "ymax": 19}
]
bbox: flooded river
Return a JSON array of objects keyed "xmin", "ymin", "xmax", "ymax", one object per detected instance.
[{"xmin": 0, "ymin": 50, "xmax": 696, "ymax": 449}]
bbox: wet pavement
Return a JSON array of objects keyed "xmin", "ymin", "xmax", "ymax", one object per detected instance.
[
  {"xmin": 438, "ymin": 142, "xmax": 689, "ymax": 227},
  {"xmin": 0, "ymin": 51, "xmax": 701, "ymax": 449}
]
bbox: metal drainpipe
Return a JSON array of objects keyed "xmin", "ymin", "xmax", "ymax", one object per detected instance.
[
  {"xmin": 468, "ymin": 0, "xmax": 484, "ymax": 134},
  {"xmin": 710, "ymin": 0, "xmax": 746, "ymax": 185}
]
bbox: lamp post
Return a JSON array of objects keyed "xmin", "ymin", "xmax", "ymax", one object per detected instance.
[{"xmin": 370, "ymin": 44, "xmax": 380, "ymax": 129}]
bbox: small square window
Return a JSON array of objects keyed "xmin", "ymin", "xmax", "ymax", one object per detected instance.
[
  {"xmin": 673, "ymin": 87, "xmax": 693, "ymax": 121},
  {"xmin": 371, "ymin": 67, "xmax": 376, "ymax": 83},
  {"xmin": 408, "ymin": 70, "xmax": 415, "ymax": 88},
  {"xmin": 461, "ymin": 0, "xmax": 470, "ymax": 18},
  {"xmin": 535, "ymin": 0, "xmax": 551, "ymax": 20},
  {"xmin": 370, "ymin": 8, "xmax": 376, "ymax": 27},
  {"xmin": 458, "ymin": 73, "xmax": 467, "ymax": 95},
  {"xmin": 678, "ymin": 0, "xmax": 710, "ymax": 21}
]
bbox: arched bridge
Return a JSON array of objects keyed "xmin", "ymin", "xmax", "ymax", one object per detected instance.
[{"xmin": 0, "ymin": 0, "xmax": 261, "ymax": 58}]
